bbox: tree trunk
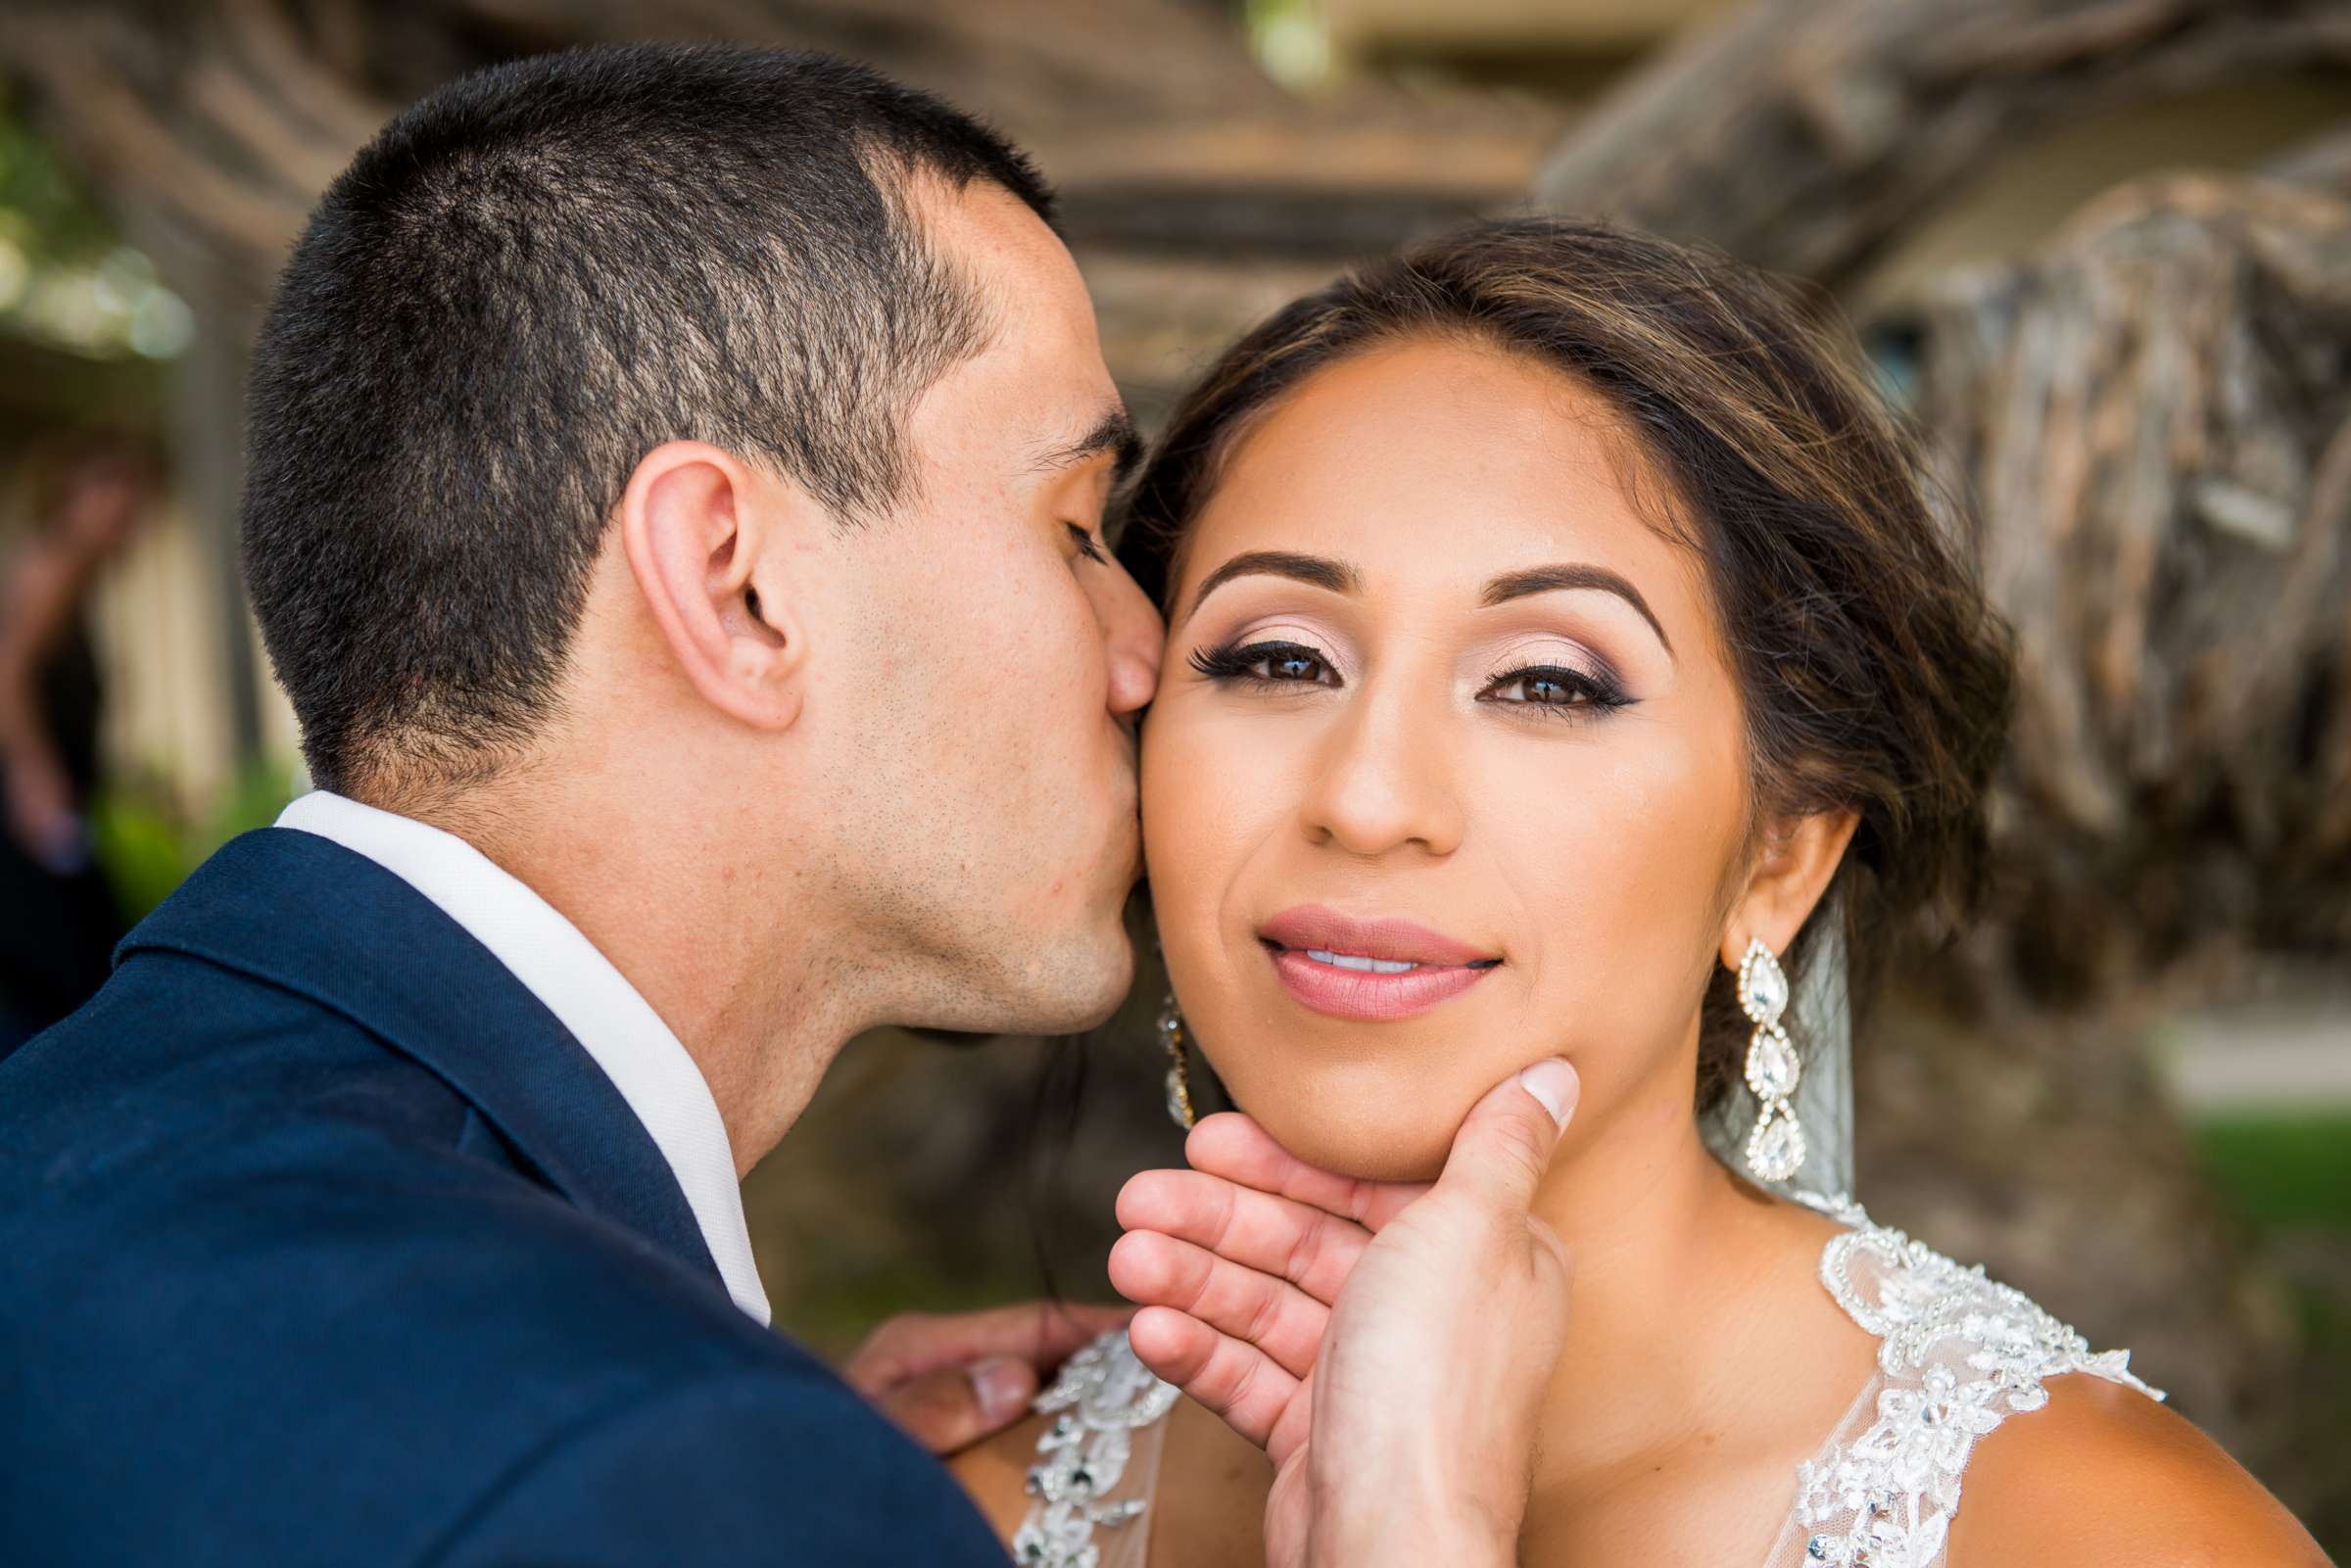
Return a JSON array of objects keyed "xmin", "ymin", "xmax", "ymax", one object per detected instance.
[
  {"xmin": 1532, "ymin": 0, "xmax": 2351, "ymax": 291},
  {"xmin": 1849, "ymin": 170, "xmax": 2351, "ymax": 1509},
  {"xmin": 1920, "ymin": 173, "xmax": 2351, "ymax": 997}
]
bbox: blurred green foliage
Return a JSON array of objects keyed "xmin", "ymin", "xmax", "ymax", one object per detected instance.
[
  {"xmin": 90, "ymin": 762, "xmax": 300, "ymax": 920},
  {"xmin": 2193, "ymin": 1107, "xmax": 2351, "ymax": 1554},
  {"xmin": 2195, "ymin": 1113, "xmax": 2351, "ymax": 1229},
  {"xmin": 0, "ymin": 83, "xmax": 115, "ymax": 268},
  {"xmin": 0, "ymin": 84, "xmax": 192, "ymax": 359}
]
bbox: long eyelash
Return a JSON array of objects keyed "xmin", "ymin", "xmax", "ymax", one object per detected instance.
[
  {"xmin": 1186, "ymin": 643, "xmax": 1238, "ymax": 680},
  {"xmin": 1187, "ymin": 640, "xmax": 1331, "ymax": 685},
  {"xmin": 1187, "ymin": 645, "xmax": 1627, "ymax": 713},
  {"xmin": 1066, "ymin": 524, "xmax": 1108, "ymax": 564},
  {"xmin": 1483, "ymin": 663, "xmax": 1634, "ymax": 717}
]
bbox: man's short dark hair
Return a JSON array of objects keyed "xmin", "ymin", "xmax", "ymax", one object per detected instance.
[{"xmin": 241, "ymin": 44, "xmax": 1053, "ymax": 795}]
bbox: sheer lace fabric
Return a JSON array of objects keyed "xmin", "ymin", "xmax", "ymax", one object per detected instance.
[
  {"xmin": 1758, "ymin": 1193, "xmax": 2166, "ymax": 1568},
  {"xmin": 1019, "ymin": 1198, "xmax": 2161, "ymax": 1568},
  {"xmin": 1012, "ymin": 1330, "xmax": 1179, "ymax": 1568}
]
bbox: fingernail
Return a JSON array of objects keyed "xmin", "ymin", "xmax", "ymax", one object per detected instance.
[
  {"xmin": 971, "ymin": 1356, "xmax": 1030, "ymax": 1422},
  {"xmin": 1517, "ymin": 1059, "xmax": 1579, "ymax": 1129}
]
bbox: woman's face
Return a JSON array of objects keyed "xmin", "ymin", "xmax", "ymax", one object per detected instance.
[{"xmin": 1140, "ymin": 336, "xmax": 1755, "ymax": 1181}]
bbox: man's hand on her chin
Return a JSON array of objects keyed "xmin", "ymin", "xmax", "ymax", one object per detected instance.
[
  {"xmin": 841, "ymin": 1300, "xmax": 1135, "ymax": 1456},
  {"xmin": 1111, "ymin": 1060, "xmax": 1580, "ymax": 1568}
]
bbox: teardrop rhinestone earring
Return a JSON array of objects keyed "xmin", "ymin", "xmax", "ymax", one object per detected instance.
[
  {"xmin": 1736, "ymin": 937, "xmax": 1805, "ymax": 1182},
  {"xmin": 1158, "ymin": 993, "xmax": 1196, "ymax": 1130}
]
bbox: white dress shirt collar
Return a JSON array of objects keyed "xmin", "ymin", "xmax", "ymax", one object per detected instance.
[{"xmin": 275, "ymin": 789, "xmax": 772, "ymax": 1325}]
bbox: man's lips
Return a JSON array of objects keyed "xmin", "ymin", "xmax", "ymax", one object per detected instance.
[{"xmin": 1256, "ymin": 905, "xmax": 1501, "ymax": 1022}]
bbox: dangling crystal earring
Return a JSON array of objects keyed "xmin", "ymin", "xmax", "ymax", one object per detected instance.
[
  {"xmin": 1736, "ymin": 937, "xmax": 1805, "ymax": 1182},
  {"xmin": 1158, "ymin": 993, "xmax": 1196, "ymax": 1130}
]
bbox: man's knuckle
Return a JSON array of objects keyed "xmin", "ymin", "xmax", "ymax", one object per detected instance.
[
  {"xmin": 1224, "ymin": 1346, "xmax": 1265, "ymax": 1411},
  {"xmin": 887, "ymin": 1374, "xmax": 970, "ymax": 1435},
  {"xmin": 1242, "ymin": 1277, "xmax": 1286, "ymax": 1347},
  {"xmin": 877, "ymin": 1308, "xmax": 931, "ymax": 1340},
  {"xmin": 1176, "ymin": 1253, "xmax": 1218, "ymax": 1314},
  {"xmin": 1284, "ymin": 1212, "xmax": 1330, "ymax": 1287},
  {"xmin": 1466, "ymin": 1118, "xmax": 1546, "ymax": 1193}
]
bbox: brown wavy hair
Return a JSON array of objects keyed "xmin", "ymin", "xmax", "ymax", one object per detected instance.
[{"xmin": 1115, "ymin": 217, "xmax": 2015, "ymax": 1115}]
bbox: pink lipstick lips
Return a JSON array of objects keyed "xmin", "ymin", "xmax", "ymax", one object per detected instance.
[{"xmin": 1257, "ymin": 905, "xmax": 1502, "ymax": 1022}]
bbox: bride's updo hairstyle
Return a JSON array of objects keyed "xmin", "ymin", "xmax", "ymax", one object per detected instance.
[{"xmin": 1117, "ymin": 217, "xmax": 2014, "ymax": 1115}]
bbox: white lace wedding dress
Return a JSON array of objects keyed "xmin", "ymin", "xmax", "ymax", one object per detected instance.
[{"xmin": 1009, "ymin": 1192, "xmax": 2165, "ymax": 1568}]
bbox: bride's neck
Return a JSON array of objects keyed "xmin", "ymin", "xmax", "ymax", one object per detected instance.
[{"xmin": 1524, "ymin": 1056, "xmax": 1792, "ymax": 1470}]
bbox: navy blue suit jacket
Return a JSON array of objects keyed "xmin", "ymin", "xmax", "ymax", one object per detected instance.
[{"xmin": 0, "ymin": 828, "xmax": 1010, "ymax": 1566}]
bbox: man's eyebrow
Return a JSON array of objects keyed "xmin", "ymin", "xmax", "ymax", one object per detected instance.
[
  {"xmin": 1186, "ymin": 550, "xmax": 1362, "ymax": 621},
  {"xmin": 1481, "ymin": 563, "xmax": 1674, "ymax": 659},
  {"xmin": 1033, "ymin": 406, "xmax": 1143, "ymax": 488}
]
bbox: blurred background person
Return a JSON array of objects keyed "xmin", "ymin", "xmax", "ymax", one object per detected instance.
[{"xmin": 0, "ymin": 435, "xmax": 153, "ymax": 1053}]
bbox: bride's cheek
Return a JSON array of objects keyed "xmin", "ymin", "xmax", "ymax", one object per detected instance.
[{"xmin": 1138, "ymin": 709, "xmax": 1249, "ymax": 996}]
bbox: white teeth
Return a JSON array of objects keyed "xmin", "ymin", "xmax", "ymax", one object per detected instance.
[{"xmin": 1305, "ymin": 949, "xmax": 1419, "ymax": 974}]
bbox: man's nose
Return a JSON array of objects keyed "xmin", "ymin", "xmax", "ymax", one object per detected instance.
[{"xmin": 1101, "ymin": 556, "xmax": 1163, "ymax": 718}]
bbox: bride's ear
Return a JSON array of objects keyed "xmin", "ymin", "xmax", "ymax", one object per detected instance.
[
  {"xmin": 1720, "ymin": 806, "xmax": 1859, "ymax": 967},
  {"xmin": 618, "ymin": 440, "xmax": 810, "ymax": 731}
]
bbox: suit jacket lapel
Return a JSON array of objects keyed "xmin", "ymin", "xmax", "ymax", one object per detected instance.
[{"xmin": 120, "ymin": 828, "xmax": 724, "ymax": 1290}]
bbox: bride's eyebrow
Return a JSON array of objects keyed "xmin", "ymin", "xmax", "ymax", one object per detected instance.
[
  {"xmin": 1186, "ymin": 549, "xmax": 1361, "ymax": 621},
  {"xmin": 1481, "ymin": 563, "xmax": 1674, "ymax": 660}
]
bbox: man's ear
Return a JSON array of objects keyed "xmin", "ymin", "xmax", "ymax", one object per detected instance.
[
  {"xmin": 1719, "ymin": 806, "xmax": 1860, "ymax": 967},
  {"xmin": 617, "ymin": 441, "xmax": 809, "ymax": 731}
]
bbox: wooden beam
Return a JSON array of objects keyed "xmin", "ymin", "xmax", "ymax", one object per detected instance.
[{"xmin": 1532, "ymin": 0, "xmax": 2351, "ymax": 287}]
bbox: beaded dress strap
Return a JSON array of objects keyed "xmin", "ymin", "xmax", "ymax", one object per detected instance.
[
  {"xmin": 1772, "ymin": 1202, "xmax": 2163, "ymax": 1568},
  {"xmin": 1013, "ymin": 1329, "xmax": 1180, "ymax": 1568}
]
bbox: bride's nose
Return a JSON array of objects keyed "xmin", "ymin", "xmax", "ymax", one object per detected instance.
[{"xmin": 1297, "ymin": 683, "xmax": 1464, "ymax": 858}]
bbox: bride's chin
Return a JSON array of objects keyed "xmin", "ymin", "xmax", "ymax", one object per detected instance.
[{"xmin": 1225, "ymin": 1080, "xmax": 1463, "ymax": 1186}]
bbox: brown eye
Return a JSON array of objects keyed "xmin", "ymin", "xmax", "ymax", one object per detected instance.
[
  {"xmin": 1479, "ymin": 664, "xmax": 1632, "ymax": 716},
  {"xmin": 1187, "ymin": 639, "xmax": 1342, "ymax": 688},
  {"xmin": 1502, "ymin": 672, "xmax": 1578, "ymax": 704},
  {"xmin": 1263, "ymin": 647, "xmax": 1326, "ymax": 682}
]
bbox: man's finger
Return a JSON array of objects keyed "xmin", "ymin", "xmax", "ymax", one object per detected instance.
[
  {"xmin": 1106, "ymin": 1228, "xmax": 1329, "ymax": 1379},
  {"xmin": 1126, "ymin": 1305, "xmax": 1300, "ymax": 1458},
  {"xmin": 1183, "ymin": 1114, "xmax": 1431, "ymax": 1233},
  {"xmin": 866, "ymin": 1357, "xmax": 1040, "ymax": 1457},
  {"xmin": 1115, "ymin": 1166, "xmax": 1370, "ymax": 1307},
  {"xmin": 842, "ymin": 1299, "xmax": 1132, "ymax": 1393},
  {"xmin": 1434, "ymin": 1057, "xmax": 1579, "ymax": 1215}
]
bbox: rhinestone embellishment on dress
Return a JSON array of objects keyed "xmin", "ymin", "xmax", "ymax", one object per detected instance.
[
  {"xmin": 1013, "ymin": 1331, "xmax": 1180, "ymax": 1568},
  {"xmin": 1781, "ymin": 1201, "xmax": 2164, "ymax": 1568}
]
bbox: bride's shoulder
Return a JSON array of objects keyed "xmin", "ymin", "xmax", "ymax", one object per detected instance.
[
  {"xmin": 1805, "ymin": 1200, "xmax": 2323, "ymax": 1568},
  {"xmin": 1945, "ymin": 1370, "xmax": 2325, "ymax": 1568}
]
